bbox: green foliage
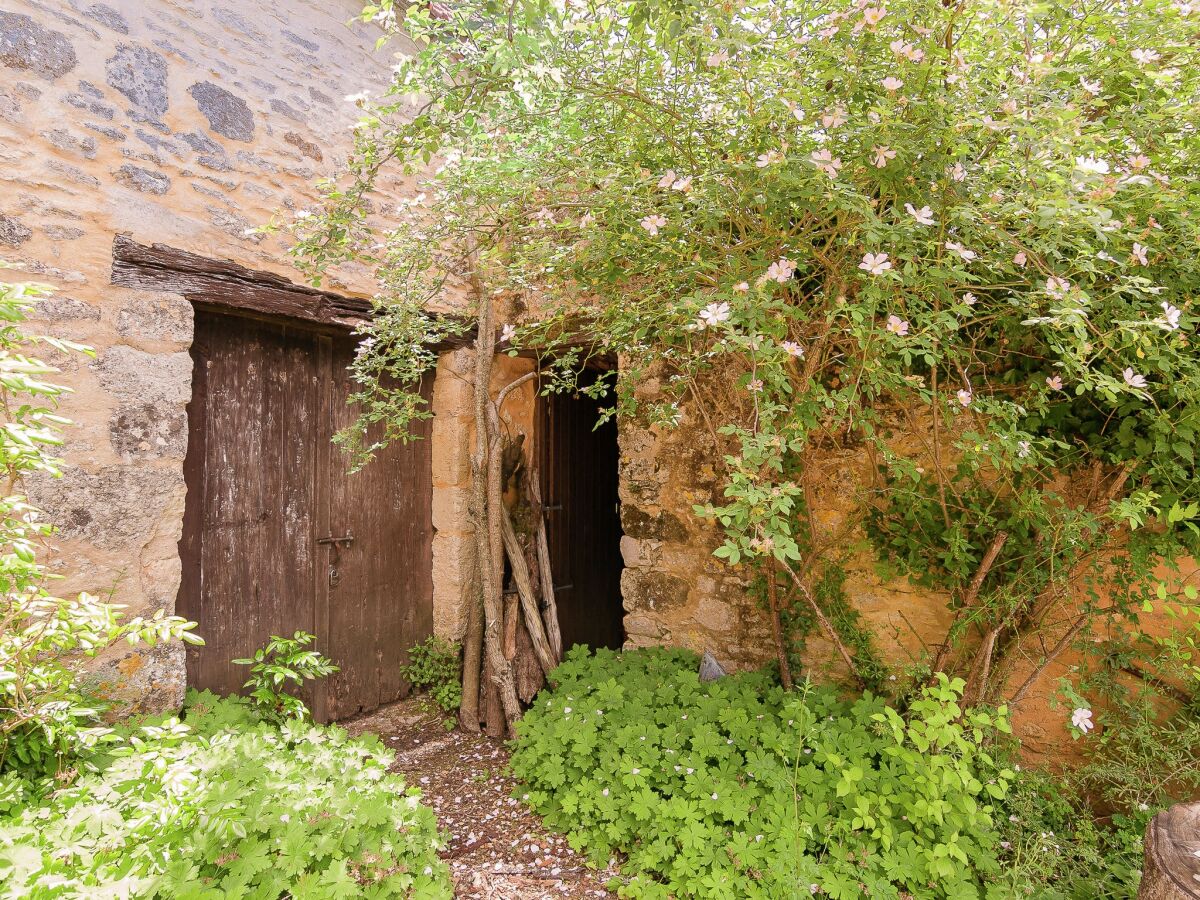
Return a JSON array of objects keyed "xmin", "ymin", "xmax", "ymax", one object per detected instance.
[
  {"xmin": 234, "ymin": 631, "xmax": 339, "ymax": 724},
  {"xmin": 401, "ymin": 637, "xmax": 462, "ymax": 727},
  {"xmin": 0, "ymin": 691, "xmax": 451, "ymax": 898},
  {"xmin": 291, "ymin": 0, "xmax": 1200, "ymax": 703},
  {"xmin": 0, "ymin": 271, "xmax": 199, "ymax": 777},
  {"xmin": 990, "ymin": 768, "xmax": 1151, "ymax": 900},
  {"xmin": 510, "ymin": 647, "xmax": 1014, "ymax": 899}
]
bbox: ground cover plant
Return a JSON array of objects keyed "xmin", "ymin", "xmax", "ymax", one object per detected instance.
[
  {"xmin": 511, "ymin": 647, "xmax": 1015, "ymax": 899},
  {"xmin": 511, "ymin": 648, "xmax": 1191, "ymax": 899},
  {"xmin": 0, "ymin": 691, "xmax": 452, "ymax": 899},
  {"xmin": 401, "ymin": 636, "xmax": 464, "ymax": 728}
]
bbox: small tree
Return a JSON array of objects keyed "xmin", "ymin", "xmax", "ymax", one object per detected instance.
[{"xmin": 289, "ymin": 0, "xmax": 1200, "ymax": 712}]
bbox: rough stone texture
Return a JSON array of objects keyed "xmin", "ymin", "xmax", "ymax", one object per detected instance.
[
  {"xmin": 109, "ymin": 403, "xmax": 186, "ymax": 459},
  {"xmin": 115, "ymin": 162, "xmax": 170, "ymax": 194},
  {"xmin": 83, "ymin": 4, "xmax": 129, "ymax": 34},
  {"xmin": 0, "ymin": 0, "xmax": 413, "ymax": 715},
  {"xmin": 284, "ymin": 131, "xmax": 322, "ymax": 161},
  {"xmin": 0, "ymin": 12, "xmax": 77, "ymax": 80},
  {"xmin": 0, "ymin": 213, "xmax": 32, "ymax": 246},
  {"xmin": 105, "ymin": 42, "xmax": 168, "ymax": 119},
  {"xmin": 187, "ymin": 81, "xmax": 254, "ymax": 141}
]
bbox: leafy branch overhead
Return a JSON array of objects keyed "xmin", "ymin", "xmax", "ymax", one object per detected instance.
[{"xmin": 292, "ymin": 0, "xmax": 1200, "ymax": 703}]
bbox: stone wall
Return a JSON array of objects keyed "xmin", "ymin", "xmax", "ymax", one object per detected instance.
[
  {"xmin": 0, "ymin": 0, "xmax": 426, "ymax": 711},
  {"xmin": 613, "ymin": 374, "xmax": 1192, "ymax": 757}
]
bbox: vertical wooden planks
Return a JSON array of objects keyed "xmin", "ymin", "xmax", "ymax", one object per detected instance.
[
  {"xmin": 178, "ymin": 312, "xmax": 435, "ymax": 721},
  {"xmin": 180, "ymin": 313, "xmax": 321, "ymax": 698},
  {"xmin": 320, "ymin": 334, "xmax": 434, "ymax": 720}
]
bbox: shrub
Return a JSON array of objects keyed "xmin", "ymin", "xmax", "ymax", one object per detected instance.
[
  {"xmin": 510, "ymin": 647, "xmax": 1013, "ymax": 899},
  {"xmin": 0, "ymin": 691, "xmax": 452, "ymax": 899},
  {"xmin": 234, "ymin": 631, "xmax": 339, "ymax": 724},
  {"xmin": 401, "ymin": 637, "xmax": 462, "ymax": 726}
]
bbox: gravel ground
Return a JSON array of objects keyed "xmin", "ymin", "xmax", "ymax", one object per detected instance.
[{"xmin": 344, "ymin": 699, "xmax": 619, "ymax": 899}]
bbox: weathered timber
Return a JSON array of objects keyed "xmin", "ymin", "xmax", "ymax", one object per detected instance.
[
  {"xmin": 500, "ymin": 506, "xmax": 557, "ymax": 678},
  {"xmin": 1140, "ymin": 802, "xmax": 1200, "ymax": 899},
  {"xmin": 110, "ymin": 234, "xmax": 476, "ymax": 348},
  {"xmin": 178, "ymin": 312, "xmax": 434, "ymax": 722},
  {"xmin": 528, "ymin": 470, "xmax": 563, "ymax": 663}
]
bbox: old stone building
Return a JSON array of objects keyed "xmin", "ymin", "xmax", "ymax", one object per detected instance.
[{"xmin": 0, "ymin": 0, "xmax": 1162, "ymax": 751}]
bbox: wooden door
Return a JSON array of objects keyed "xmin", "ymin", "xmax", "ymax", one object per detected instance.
[
  {"xmin": 178, "ymin": 311, "xmax": 434, "ymax": 721},
  {"xmin": 538, "ymin": 368, "xmax": 625, "ymax": 652}
]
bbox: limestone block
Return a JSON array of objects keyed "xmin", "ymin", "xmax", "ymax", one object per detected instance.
[
  {"xmin": 94, "ymin": 345, "xmax": 191, "ymax": 406},
  {"xmin": 26, "ymin": 464, "xmax": 181, "ymax": 551},
  {"xmin": 105, "ymin": 43, "xmax": 167, "ymax": 119},
  {"xmin": 0, "ymin": 12, "xmax": 76, "ymax": 80}
]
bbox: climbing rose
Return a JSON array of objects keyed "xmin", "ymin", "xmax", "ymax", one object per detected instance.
[
  {"xmin": 500, "ymin": 324, "xmax": 517, "ymax": 343},
  {"xmin": 1075, "ymin": 156, "xmax": 1110, "ymax": 175},
  {"xmin": 756, "ymin": 150, "xmax": 784, "ymax": 168},
  {"xmin": 1046, "ymin": 277, "xmax": 1071, "ymax": 298},
  {"xmin": 1132, "ymin": 243, "xmax": 1149, "ymax": 266},
  {"xmin": 821, "ymin": 107, "xmax": 847, "ymax": 128},
  {"xmin": 766, "ymin": 258, "xmax": 797, "ymax": 283},
  {"xmin": 1123, "ymin": 368, "xmax": 1147, "ymax": 389},
  {"xmin": 871, "ymin": 145, "xmax": 897, "ymax": 168},
  {"xmin": 707, "ymin": 49, "xmax": 729, "ymax": 67},
  {"xmin": 881, "ymin": 76, "xmax": 903, "ymax": 92},
  {"xmin": 1080, "ymin": 77, "xmax": 1102, "ymax": 95},
  {"xmin": 1046, "ymin": 375, "xmax": 1064, "ymax": 391},
  {"xmin": 859, "ymin": 252, "xmax": 892, "ymax": 276},
  {"xmin": 862, "ymin": 7, "xmax": 887, "ymax": 25},
  {"xmin": 698, "ymin": 302, "xmax": 731, "ymax": 328},
  {"xmin": 658, "ymin": 169, "xmax": 678, "ymax": 189},
  {"xmin": 781, "ymin": 341, "xmax": 805, "ymax": 358},
  {"xmin": 1160, "ymin": 302, "xmax": 1182, "ymax": 330},
  {"xmin": 1071, "ymin": 708, "xmax": 1095, "ymax": 733},
  {"xmin": 1013, "ymin": 251, "xmax": 1028, "ymax": 267},
  {"xmin": 885, "ymin": 315, "xmax": 909, "ymax": 336},
  {"xmin": 945, "ymin": 241, "xmax": 977, "ymax": 262},
  {"xmin": 640, "ymin": 214, "xmax": 667, "ymax": 236},
  {"xmin": 956, "ymin": 389, "xmax": 972, "ymax": 407},
  {"xmin": 905, "ymin": 203, "xmax": 935, "ymax": 225},
  {"xmin": 810, "ymin": 149, "xmax": 842, "ymax": 178}
]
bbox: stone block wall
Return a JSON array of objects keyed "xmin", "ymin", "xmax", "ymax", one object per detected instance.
[{"xmin": 0, "ymin": 0, "xmax": 429, "ymax": 711}]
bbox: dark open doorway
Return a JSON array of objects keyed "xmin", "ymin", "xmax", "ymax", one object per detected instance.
[{"xmin": 537, "ymin": 367, "xmax": 626, "ymax": 652}]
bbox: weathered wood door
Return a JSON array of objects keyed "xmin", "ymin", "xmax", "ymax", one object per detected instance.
[
  {"xmin": 537, "ymin": 368, "xmax": 625, "ymax": 652},
  {"xmin": 178, "ymin": 311, "xmax": 433, "ymax": 721}
]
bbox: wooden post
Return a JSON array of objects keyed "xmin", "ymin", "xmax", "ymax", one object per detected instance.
[
  {"xmin": 529, "ymin": 470, "xmax": 563, "ymax": 662},
  {"xmin": 500, "ymin": 508, "xmax": 558, "ymax": 677}
]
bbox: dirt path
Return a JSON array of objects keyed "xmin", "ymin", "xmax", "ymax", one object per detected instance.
[{"xmin": 345, "ymin": 700, "xmax": 618, "ymax": 899}]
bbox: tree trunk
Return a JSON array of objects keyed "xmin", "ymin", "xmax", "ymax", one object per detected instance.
[
  {"xmin": 1139, "ymin": 801, "xmax": 1200, "ymax": 899},
  {"xmin": 459, "ymin": 250, "xmax": 521, "ymax": 736},
  {"xmin": 764, "ymin": 560, "xmax": 793, "ymax": 690}
]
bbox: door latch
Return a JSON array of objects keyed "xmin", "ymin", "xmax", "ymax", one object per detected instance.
[{"xmin": 318, "ymin": 532, "xmax": 354, "ymax": 587}]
